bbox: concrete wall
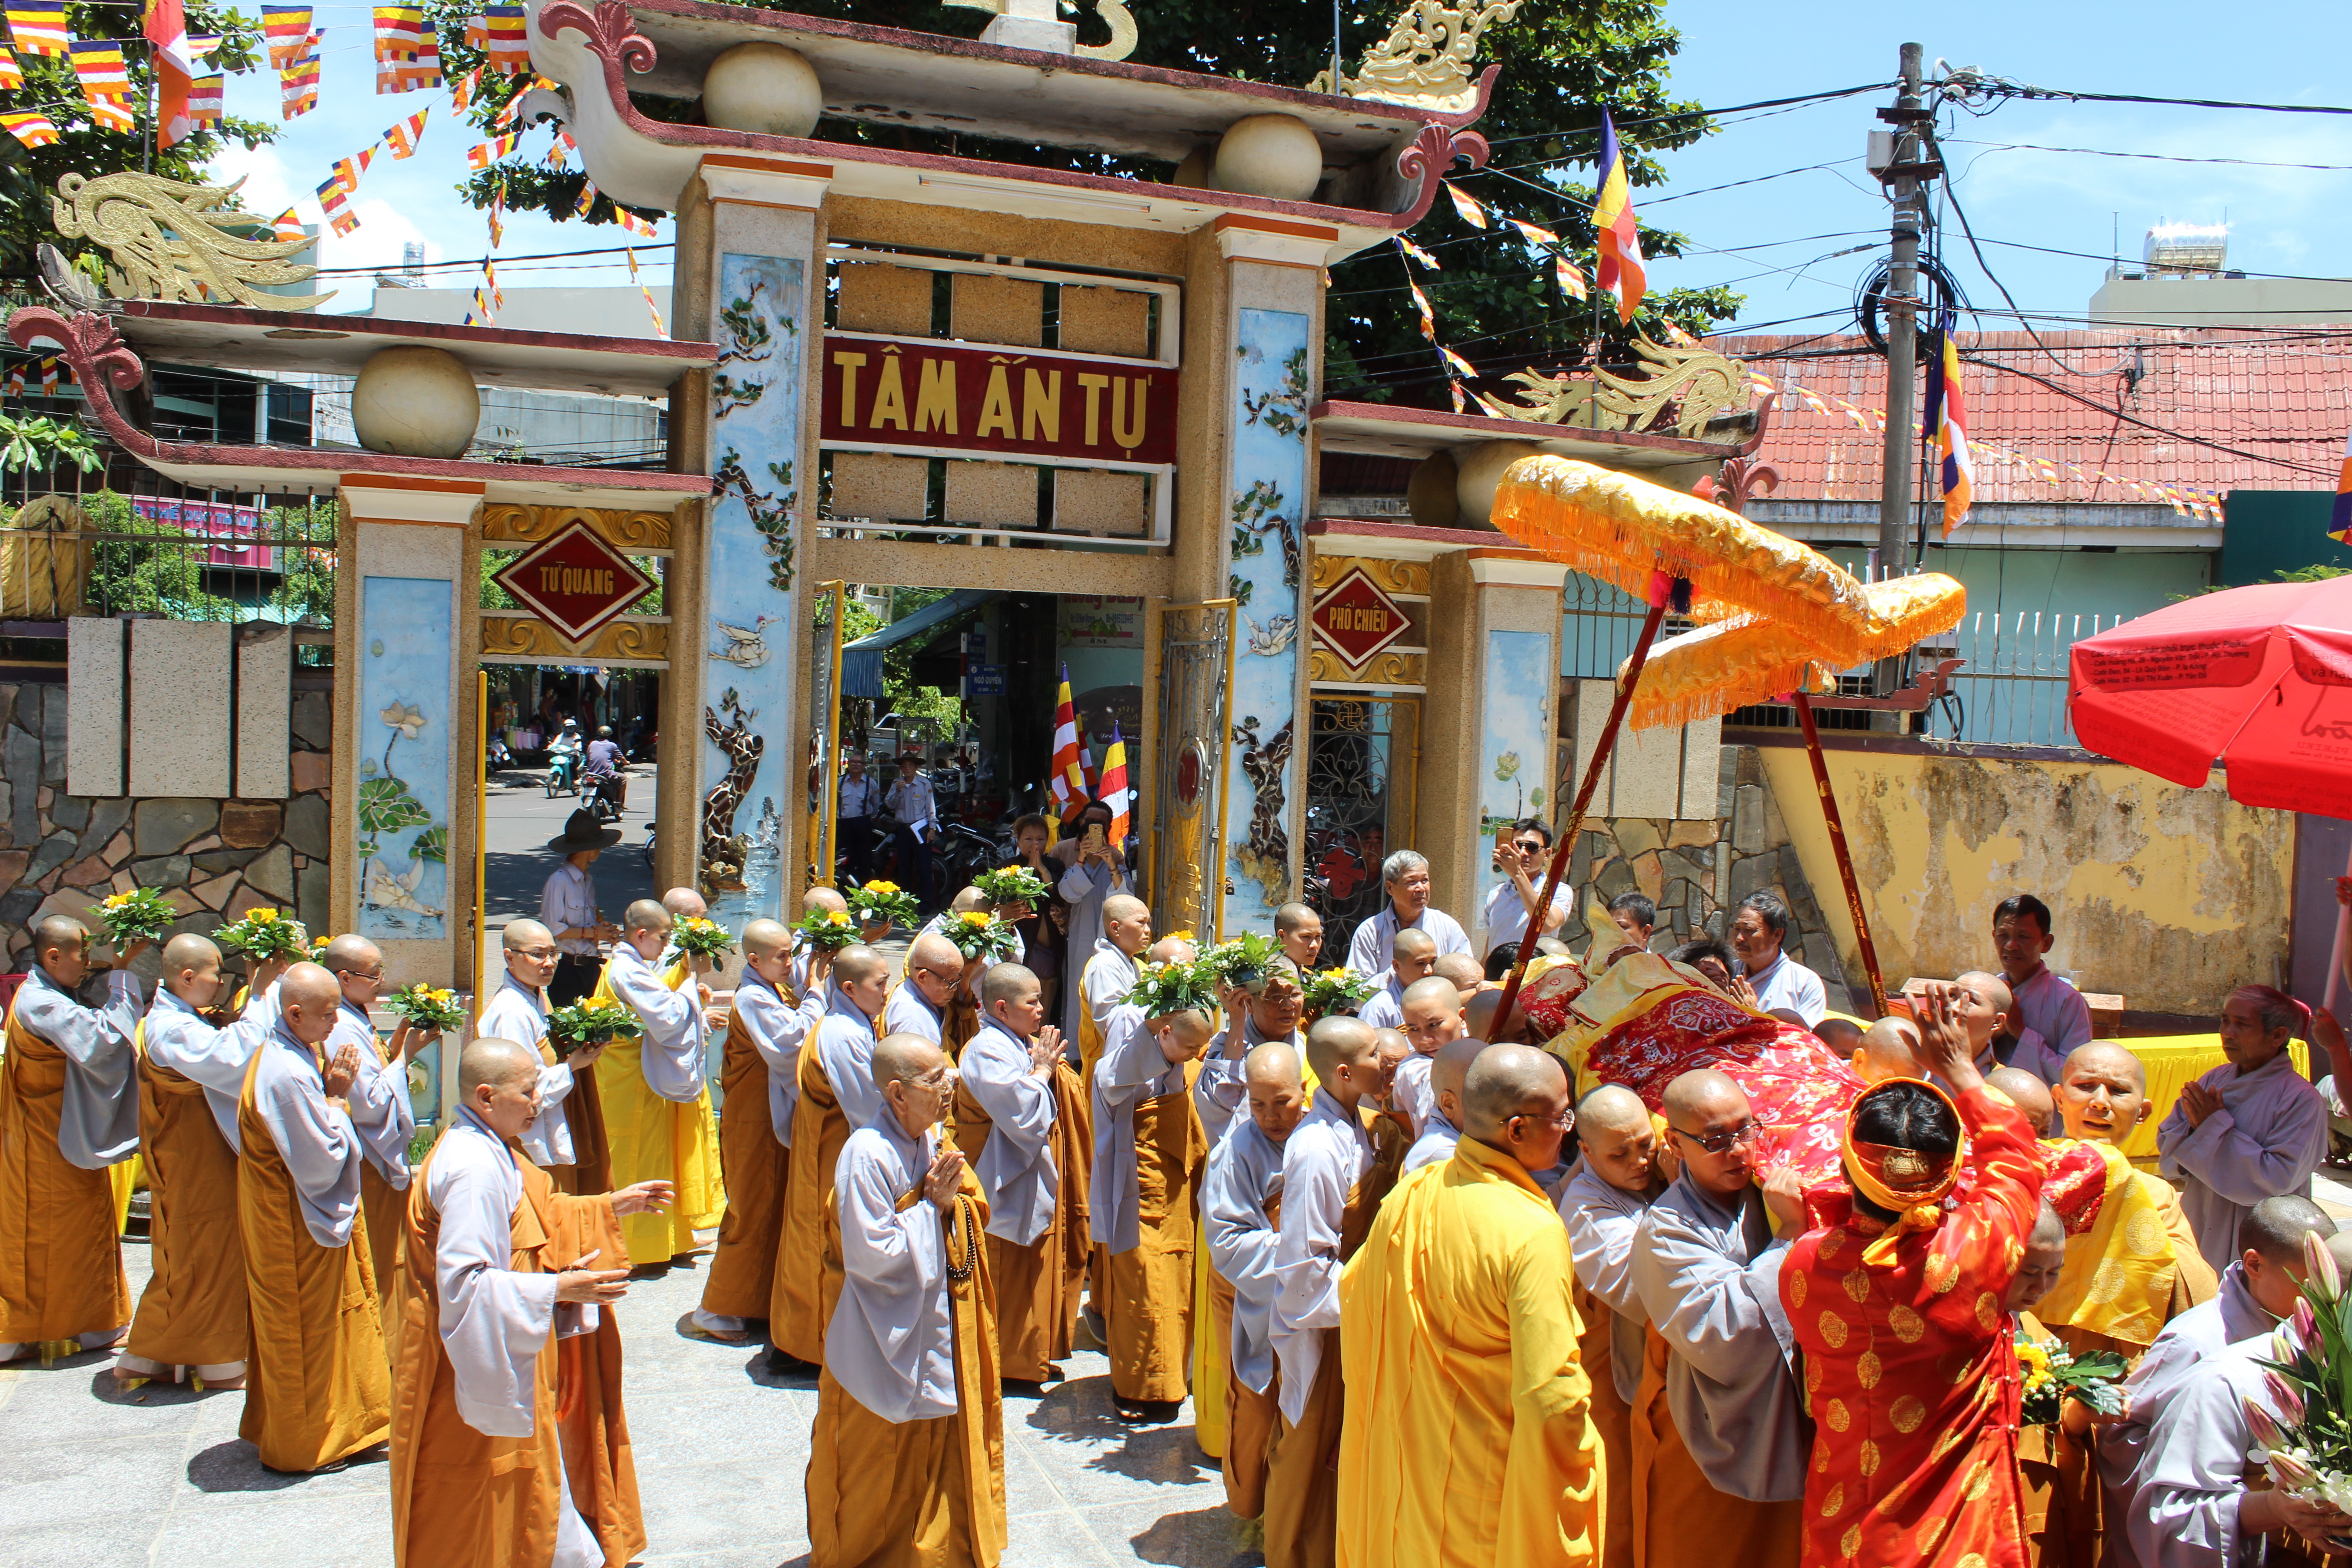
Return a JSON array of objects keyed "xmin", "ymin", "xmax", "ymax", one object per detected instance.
[
  {"xmin": 2088, "ymin": 274, "xmax": 2352, "ymax": 328},
  {"xmin": 1754, "ymin": 736, "xmax": 2293, "ymax": 1017}
]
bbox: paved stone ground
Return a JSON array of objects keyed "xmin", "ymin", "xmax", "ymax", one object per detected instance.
[{"xmin": 0, "ymin": 1232, "xmax": 1263, "ymax": 1568}]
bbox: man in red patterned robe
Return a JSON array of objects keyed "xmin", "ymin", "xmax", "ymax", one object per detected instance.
[{"xmin": 1780, "ymin": 980, "xmax": 2047, "ymax": 1568}]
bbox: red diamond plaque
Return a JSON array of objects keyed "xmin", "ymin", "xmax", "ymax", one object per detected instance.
[
  {"xmin": 492, "ymin": 520, "xmax": 653, "ymax": 644},
  {"xmin": 1310, "ymin": 567, "xmax": 1410, "ymax": 668}
]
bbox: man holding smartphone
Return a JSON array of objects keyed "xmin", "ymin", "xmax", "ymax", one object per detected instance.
[{"xmin": 1480, "ymin": 818, "xmax": 1570, "ymax": 972}]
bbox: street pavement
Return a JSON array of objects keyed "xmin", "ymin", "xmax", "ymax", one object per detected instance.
[{"xmin": 0, "ymin": 760, "xmax": 1261, "ymax": 1567}]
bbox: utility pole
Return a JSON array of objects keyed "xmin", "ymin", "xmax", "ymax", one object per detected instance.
[{"xmin": 1870, "ymin": 43, "xmax": 1940, "ymax": 691}]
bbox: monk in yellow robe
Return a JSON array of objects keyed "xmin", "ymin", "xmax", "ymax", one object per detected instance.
[
  {"xmin": 2038, "ymin": 1042, "xmax": 2216, "ymax": 1358},
  {"xmin": 593, "ymin": 892, "xmax": 725, "ymax": 1266},
  {"xmin": 319, "ymin": 934, "xmax": 437, "ymax": 1352},
  {"xmin": 806, "ymin": 1032, "xmax": 1008, "ymax": 1567},
  {"xmin": 954, "ymin": 963, "xmax": 1092, "ymax": 1386},
  {"xmin": 1339, "ymin": 1044, "xmax": 1602, "ymax": 1566},
  {"xmin": 2004, "ymin": 1205, "xmax": 2107, "ymax": 1568},
  {"xmin": 1090, "ymin": 938, "xmax": 1212, "ymax": 1412},
  {"xmin": 770, "ymin": 946, "xmax": 893, "ymax": 1370},
  {"xmin": 117, "ymin": 935, "xmax": 252, "ymax": 1388},
  {"xmin": 237, "ymin": 962, "xmax": 392, "ymax": 1472},
  {"xmin": 389, "ymin": 1034, "xmax": 671, "ymax": 1568},
  {"xmin": 0, "ymin": 916, "xmax": 143, "ymax": 1363}
]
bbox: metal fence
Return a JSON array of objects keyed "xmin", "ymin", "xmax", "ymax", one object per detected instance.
[{"xmin": 1562, "ymin": 569, "xmax": 2117, "ymax": 751}]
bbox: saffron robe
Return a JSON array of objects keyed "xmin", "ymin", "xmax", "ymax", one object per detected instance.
[
  {"xmin": 123, "ymin": 997, "xmax": 249, "ymax": 1376},
  {"xmin": 0, "ymin": 968, "xmax": 141, "ymax": 1350},
  {"xmin": 2015, "ymin": 1312, "xmax": 2102, "ymax": 1568},
  {"xmin": 1337, "ymin": 1141, "xmax": 1604, "ymax": 1567},
  {"xmin": 1780, "ymin": 1085, "xmax": 2045, "ymax": 1568},
  {"xmin": 591, "ymin": 949, "xmax": 724, "ymax": 1262},
  {"xmin": 1559, "ymin": 1164, "xmax": 1654, "ymax": 1568},
  {"xmin": 236, "ymin": 1026, "xmax": 392, "ymax": 1472},
  {"xmin": 701, "ymin": 971, "xmax": 822, "ymax": 1323},
  {"xmin": 806, "ymin": 1110, "xmax": 1008, "ymax": 1568},
  {"xmin": 333, "ymin": 999, "xmax": 415, "ymax": 1353},
  {"xmin": 481, "ymin": 974, "xmax": 609, "ymax": 1194},
  {"xmin": 388, "ymin": 1111, "xmax": 631, "ymax": 1568},
  {"xmin": 952, "ymin": 1021, "xmax": 1092, "ymax": 1382},
  {"xmin": 772, "ymin": 986, "xmax": 880, "ymax": 1365},
  {"xmin": 1089, "ymin": 1006, "xmax": 1206, "ymax": 1402},
  {"xmin": 1203, "ymin": 1115, "xmax": 1287, "ymax": 1517},
  {"xmin": 2035, "ymin": 1138, "xmax": 2216, "ymax": 1357}
]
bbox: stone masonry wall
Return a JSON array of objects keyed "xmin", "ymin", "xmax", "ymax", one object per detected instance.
[
  {"xmin": 1561, "ymin": 743, "xmax": 1856, "ymax": 1014},
  {"xmin": 0, "ymin": 678, "xmax": 331, "ymax": 975}
]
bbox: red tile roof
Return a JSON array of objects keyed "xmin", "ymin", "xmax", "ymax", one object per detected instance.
[{"xmin": 1711, "ymin": 330, "xmax": 2351, "ymax": 507}]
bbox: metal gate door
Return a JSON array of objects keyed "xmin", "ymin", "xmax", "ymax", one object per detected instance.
[
  {"xmin": 1153, "ymin": 600, "xmax": 1235, "ymax": 942},
  {"xmin": 1301, "ymin": 693, "xmax": 1420, "ymax": 969}
]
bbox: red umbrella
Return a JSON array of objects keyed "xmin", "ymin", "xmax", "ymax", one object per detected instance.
[{"xmin": 2069, "ymin": 577, "xmax": 2352, "ymax": 819}]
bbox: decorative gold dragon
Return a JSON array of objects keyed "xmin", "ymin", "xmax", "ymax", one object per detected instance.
[
  {"xmin": 1308, "ymin": 0, "xmax": 1523, "ymax": 113},
  {"xmin": 1491, "ymin": 335, "xmax": 1744, "ymax": 439},
  {"xmin": 49, "ymin": 171, "xmax": 330, "ymax": 311}
]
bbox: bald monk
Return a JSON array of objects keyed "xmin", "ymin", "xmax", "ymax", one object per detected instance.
[
  {"xmin": 1403, "ymin": 1037, "xmax": 1484, "ymax": 1173},
  {"xmin": 770, "ymin": 944, "xmax": 891, "ymax": 1371},
  {"xmin": 1463, "ymin": 984, "xmax": 1527, "ymax": 1047},
  {"xmin": 1393, "ymin": 975, "xmax": 1466, "ymax": 1138},
  {"xmin": 1091, "ymin": 938, "xmax": 1212, "ymax": 1412},
  {"xmin": 1848, "ymin": 1013, "xmax": 1925, "ymax": 1084},
  {"xmin": 318, "ymin": 934, "xmax": 430, "ymax": 1340},
  {"xmin": 117, "ymin": 933, "xmax": 250, "ymax": 1387},
  {"xmin": 2008, "ymin": 1204, "xmax": 2102, "ymax": 1568},
  {"xmin": 1078, "ymin": 894, "xmax": 1152, "ymax": 1083},
  {"xmin": 0, "ymin": 915, "xmax": 144, "ymax": 1363},
  {"xmin": 1204, "ymin": 1040, "xmax": 1307, "ymax": 1519},
  {"xmin": 1434, "ymin": 952, "xmax": 1486, "ymax": 1008},
  {"xmin": 481, "ymin": 921, "xmax": 612, "ymax": 1195},
  {"xmin": 955, "ymin": 963, "xmax": 1092, "ymax": 1384},
  {"xmin": 1357, "ymin": 928, "xmax": 1437, "ymax": 1031},
  {"xmin": 1264, "ymin": 1017, "xmax": 1403, "ymax": 1568},
  {"xmin": 1627, "ymin": 1068, "xmax": 1805, "ymax": 1568},
  {"xmin": 596, "ymin": 898, "xmax": 717, "ymax": 1267},
  {"xmin": 389, "ymin": 1036, "xmax": 670, "ymax": 1568},
  {"xmin": 696, "ymin": 918, "xmax": 826, "ymax": 1343},
  {"xmin": 2037, "ymin": 1041, "xmax": 2217, "ymax": 1359},
  {"xmin": 1989, "ymin": 1063, "xmax": 2058, "ymax": 1136},
  {"xmin": 238, "ymin": 962, "xmax": 393, "ymax": 1471},
  {"xmin": 1960, "ymin": 968, "xmax": 2064, "ymax": 1083},
  {"xmin": 806, "ymin": 1032, "xmax": 1008, "ymax": 1567},
  {"xmin": 794, "ymin": 887, "xmax": 858, "ymax": 994},
  {"xmin": 1558, "ymin": 1083, "xmax": 1667, "ymax": 1568},
  {"xmin": 885, "ymin": 932, "xmax": 964, "ymax": 1047},
  {"xmin": 1273, "ymin": 902, "xmax": 1325, "ymax": 976},
  {"xmin": 1196, "ymin": 956, "xmax": 1308, "ymax": 1148},
  {"xmin": 1338, "ymin": 1045, "xmax": 1602, "ymax": 1565}
]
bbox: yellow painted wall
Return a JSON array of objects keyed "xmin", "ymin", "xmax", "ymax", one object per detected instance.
[{"xmin": 1755, "ymin": 745, "xmax": 2294, "ymax": 1017}]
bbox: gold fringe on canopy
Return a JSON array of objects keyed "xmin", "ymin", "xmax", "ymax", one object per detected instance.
[
  {"xmin": 1617, "ymin": 573, "xmax": 1967, "ymax": 731},
  {"xmin": 1491, "ymin": 456, "xmax": 1878, "ymax": 663},
  {"xmin": 1622, "ymin": 617, "xmax": 1838, "ymax": 731}
]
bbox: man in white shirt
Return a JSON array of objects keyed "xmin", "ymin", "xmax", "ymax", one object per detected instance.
[
  {"xmin": 1727, "ymin": 890, "xmax": 1827, "ymax": 1028},
  {"xmin": 835, "ymin": 751, "xmax": 883, "ymax": 883},
  {"xmin": 885, "ymin": 752, "xmax": 937, "ymax": 906},
  {"xmin": 1478, "ymin": 818, "xmax": 1570, "ymax": 965},
  {"xmin": 539, "ymin": 810, "xmax": 622, "ymax": 1005},
  {"xmin": 1344, "ymin": 850, "xmax": 1470, "ymax": 977},
  {"xmin": 1993, "ymin": 892, "xmax": 2095, "ymax": 1058}
]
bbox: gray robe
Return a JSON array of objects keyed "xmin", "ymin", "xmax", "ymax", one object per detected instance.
[
  {"xmin": 607, "ymin": 943, "xmax": 706, "ymax": 1102},
  {"xmin": 1558, "ymin": 1162, "xmax": 1653, "ymax": 1406},
  {"xmin": 1402, "ymin": 1110, "xmax": 1459, "ymax": 1175},
  {"xmin": 479, "ymin": 977, "xmax": 577, "ymax": 1170},
  {"xmin": 733, "ymin": 970, "xmax": 825, "ymax": 1147},
  {"xmin": 958, "ymin": 1020, "xmax": 1061, "ymax": 1248},
  {"xmin": 1202, "ymin": 1117, "xmax": 1288, "ymax": 1395},
  {"xmin": 2157, "ymin": 1049, "xmax": 2330, "ymax": 1273},
  {"xmin": 827, "ymin": 1110, "xmax": 958, "ymax": 1422},
  {"xmin": 247, "ymin": 1023, "xmax": 364, "ymax": 1249},
  {"xmin": 1194, "ymin": 1014, "xmax": 1298, "ymax": 1148},
  {"xmin": 12, "ymin": 966, "xmax": 142, "ymax": 1168},
  {"xmin": 814, "ymin": 987, "xmax": 882, "ymax": 1132},
  {"xmin": 1088, "ymin": 1001, "xmax": 1184, "ymax": 1254},
  {"xmin": 882, "ymin": 980, "xmax": 946, "ymax": 1047},
  {"xmin": 142, "ymin": 985, "xmax": 251, "ymax": 1153},
  {"xmin": 1055, "ymin": 858, "xmax": 1130, "ymax": 1040},
  {"xmin": 331, "ymin": 1000, "xmax": 413, "ymax": 1190},
  {"xmin": 2127, "ymin": 1339, "xmax": 2278, "ymax": 1568},
  {"xmin": 1270, "ymin": 1094, "xmax": 1374, "ymax": 1423},
  {"xmin": 1627, "ymin": 1174, "xmax": 1805, "ymax": 1502}
]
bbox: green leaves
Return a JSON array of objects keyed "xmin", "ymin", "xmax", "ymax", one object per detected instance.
[
  {"xmin": 0, "ymin": 415, "xmax": 102, "ymax": 475},
  {"xmin": 411, "ymin": 824, "xmax": 451, "ymax": 864},
  {"xmin": 359, "ymin": 776, "xmax": 434, "ymax": 835}
]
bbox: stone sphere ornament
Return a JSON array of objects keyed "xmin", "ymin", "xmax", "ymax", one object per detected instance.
[
  {"xmin": 1452, "ymin": 440, "xmax": 1548, "ymax": 528},
  {"xmin": 1211, "ymin": 114, "xmax": 1324, "ymax": 202},
  {"xmin": 702, "ymin": 43, "xmax": 823, "ymax": 138},
  {"xmin": 350, "ymin": 346, "xmax": 481, "ymax": 459}
]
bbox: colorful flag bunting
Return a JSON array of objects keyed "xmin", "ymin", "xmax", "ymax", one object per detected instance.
[
  {"xmin": 328, "ymin": 207, "xmax": 360, "ymax": 237},
  {"xmin": 483, "ymin": 256, "xmax": 503, "ymax": 309},
  {"xmin": 1591, "ymin": 107, "xmax": 1647, "ymax": 324},
  {"xmin": 3, "ymin": 0, "xmax": 66, "ymax": 57},
  {"xmin": 279, "ymin": 36, "xmax": 321, "ymax": 118},
  {"xmin": 186, "ymin": 74, "xmax": 223, "ymax": 128},
  {"xmin": 614, "ymin": 207, "xmax": 657, "ymax": 239},
  {"xmin": 40, "ymin": 358, "xmax": 59, "ymax": 395},
  {"xmin": 467, "ymin": 131, "xmax": 518, "ymax": 168},
  {"xmin": 69, "ymin": 40, "xmax": 137, "ymax": 132},
  {"xmin": 0, "ymin": 45, "xmax": 20, "ymax": 90},
  {"xmin": 1554, "ymin": 254, "xmax": 1588, "ymax": 303},
  {"xmin": 544, "ymin": 127, "xmax": 575, "ymax": 168},
  {"xmin": 450, "ymin": 63, "xmax": 480, "ymax": 112},
  {"xmin": 486, "ymin": 181, "xmax": 505, "ymax": 246},
  {"xmin": 1407, "ymin": 277, "xmax": 1435, "ymax": 338},
  {"xmin": 373, "ymin": 5, "xmax": 440, "ymax": 92},
  {"xmin": 626, "ymin": 246, "xmax": 666, "ymax": 338},
  {"xmin": 1445, "ymin": 183, "xmax": 1486, "ymax": 229},
  {"xmin": 467, "ymin": 3, "xmax": 529, "ymax": 73},
  {"xmin": 261, "ymin": 4, "xmax": 311, "ymax": 66},
  {"xmin": 0, "ymin": 108, "xmax": 58, "ymax": 147},
  {"xmin": 574, "ymin": 178, "xmax": 597, "ymax": 218},
  {"xmin": 271, "ymin": 206, "xmax": 304, "ymax": 240},
  {"xmin": 2, "ymin": 365, "xmax": 19, "ymax": 401},
  {"xmin": 1504, "ymin": 216, "xmax": 1560, "ymax": 250},
  {"xmin": 1438, "ymin": 344, "xmax": 1476, "ymax": 380},
  {"xmin": 146, "ymin": 0, "xmax": 199, "ymax": 147},
  {"xmin": 1397, "ymin": 235, "xmax": 1440, "ymax": 270},
  {"xmin": 384, "ymin": 107, "xmax": 429, "ymax": 158}
]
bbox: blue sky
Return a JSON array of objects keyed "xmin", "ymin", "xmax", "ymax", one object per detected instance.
[{"xmin": 202, "ymin": 0, "xmax": 2352, "ymax": 326}]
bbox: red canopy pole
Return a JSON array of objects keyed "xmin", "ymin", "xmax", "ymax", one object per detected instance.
[
  {"xmin": 1790, "ymin": 690, "xmax": 1887, "ymax": 1019},
  {"xmin": 1495, "ymin": 572, "xmax": 1679, "ymax": 1032}
]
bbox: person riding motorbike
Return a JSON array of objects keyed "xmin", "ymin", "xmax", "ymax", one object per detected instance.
[
  {"xmin": 545, "ymin": 719, "xmax": 584, "ymax": 797},
  {"xmin": 582, "ymin": 724, "xmax": 627, "ymax": 819}
]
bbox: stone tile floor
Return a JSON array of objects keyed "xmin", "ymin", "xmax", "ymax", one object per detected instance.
[{"xmin": 0, "ymin": 1233, "xmax": 1264, "ymax": 1568}]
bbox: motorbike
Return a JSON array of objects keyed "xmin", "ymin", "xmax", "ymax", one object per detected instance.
[
  {"xmin": 585, "ymin": 765, "xmax": 625, "ymax": 824},
  {"xmin": 485, "ymin": 735, "xmax": 514, "ymax": 773},
  {"xmin": 544, "ymin": 747, "xmax": 581, "ymax": 799}
]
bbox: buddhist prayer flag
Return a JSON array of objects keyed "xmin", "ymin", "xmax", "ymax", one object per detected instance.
[
  {"xmin": 574, "ymin": 178, "xmax": 597, "ymax": 218},
  {"xmin": 40, "ymin": 358, "xmax": 58, "ymax": 394},
  {"xmin": 449, "ymin": 62, "xmax": 480, "ymax": 112},
  {"xmin": 0, "ymin": 45, "xmax": 20, "ymax": 90},
  {"xmin": 1921, "ymin": 311, "xmax": 1975, "ymax": 535},
  {"xmin": 145, "ymin": 0, "xmax": 199, "ymax": 147},
  {"xmin": 486, "ymin": 181, "xmax": 505, "ymax": 245},
  {"xmin": 467, "ymin": 131, "xmax": 518, "ymax": 167},
  {"xmin": 69, "ymin": 40, "xmax": 137, "ymax": 132},
  {"xmin": 0, "ymin": 108, "xmax": 57, "ymax": 147},
  {"xmin": 1504, "ymin": 216, "xmax": 1560, "ymax": 250},
  {"xmin": 1099, "ymin": 724, "xmax": 1131, "ymax": 847},
  {"xmin": 328, "ymin": 206, "xmax": 360, "ymax": 237},
  {"xmin": 1444, "ymin": 183, "xmax": 1486, "ymax": 229},
  {"xmin": 1591, "ymin": 107, "xmax": 1647, "ymax": 324},
  {"xmin": 484, "ymin": 256, "xmax": 503, "ymax": 309},
  {"xmin": 373, "ymin": 5, "xmax": 440, "ymax": 92},
  {"xmin": 262, "ymin": 3, "xmax": 311, "ymax": 65},
  {"xmin": 279, "ymin": 37, "xmax": 320, "ymax": 118},
  {"xmin": 626, "ymin": 246, "xmax": 666, "ymax": 339},
  {"xmin": 2, "ymin": 365, "xmax": 19, "ymax": 400},
  {"xmin": 466, "ymin": 3, "xmax": 529, "ymax": 73},
  {"xmin": 270, "ymin": 206, "xmax": 303, "ymax": 239},
  {"xmin": 1554, "ymin": 253, "xmax": 1588, "ymax": 302},
  {"xmin": 325, "ymin": 147, "xmax": 375, "ymax": 198},
  {"xmin": 1397, "ymin": 234, "xmax": 1439, "ymax": 270},
  {"xmin": 1049, "ymin": 669, "xmax": 1086, "ymax": 822},
  {"xmin": 3, "ymin": 0, "xmax": 65, "ymax": 56},
  {"xmin": 544, "ymin": 127, "xmax": 575, "ymax": 167},
  {"xmin": 384, "ymin": 107, "xmax": 429, "ymax": 158},
  {"xmin": 614, "ymin": 207, "xmax": 657, "ymax": 238},
  {"xmin": 186, "ymin": 73, "xmax": 223, "ymax": 129},
  {"xmin": 2331, "ymin": 427, "xmax": 2352, "ymax": 545}
]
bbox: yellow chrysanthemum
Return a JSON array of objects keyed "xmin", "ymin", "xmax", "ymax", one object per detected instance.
[
  {"xmin": 2017, "ymin": 1341, "xmax": 2050, "ymax": 1377},
  {"xmin": 246, "ymin": 907, "xmax": 279, "ymax": 923},
  {"xmin": 959, "ymin": 911, "xmax": 992, "ymax": 928},
  {"xmin": 826, "ymin": 910, "xmax": 852, "ymax": 926},
  {"xmin": 865, "ymin": 881, "xmax": 899, "ymax": 895}
]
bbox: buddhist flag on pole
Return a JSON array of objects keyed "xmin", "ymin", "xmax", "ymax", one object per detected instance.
[
  {"xmin": 1049, "ymin": 669, "xmax": 1087, "ymax": 822},
  {"xmin": 1591, "ymin": 107, "xmax": 1646, "ymax": 325},
  {"xmin": 2330, "ymin": 426, "xmax": 2352, "ymax": 544},
  {"xmin": 1099, "ymin": 724, "xmax": 1131, "ymax": 848},
  {"xmin": 145, "ymin": 0, "xmax": 199, "ymax": 147},
  {"xmin": 3, "ymin": 0, "xmax": 66, "ymax": 56},
  {"xmin": 1921, "ymin": 310, "xmax": 1975, "ymax": 535},
  {"xmin": 69, "ymin": 39, "xmax": 137, "ymax": 132}
]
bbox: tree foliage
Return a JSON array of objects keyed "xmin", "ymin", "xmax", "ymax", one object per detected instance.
[
  {"xmin": 441, "ymin": 0, "xmax": 1738, "ymax": 405},
  {"xmin": 0, "ymin": 0, "xmax": 275, "ymax": 286}
]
